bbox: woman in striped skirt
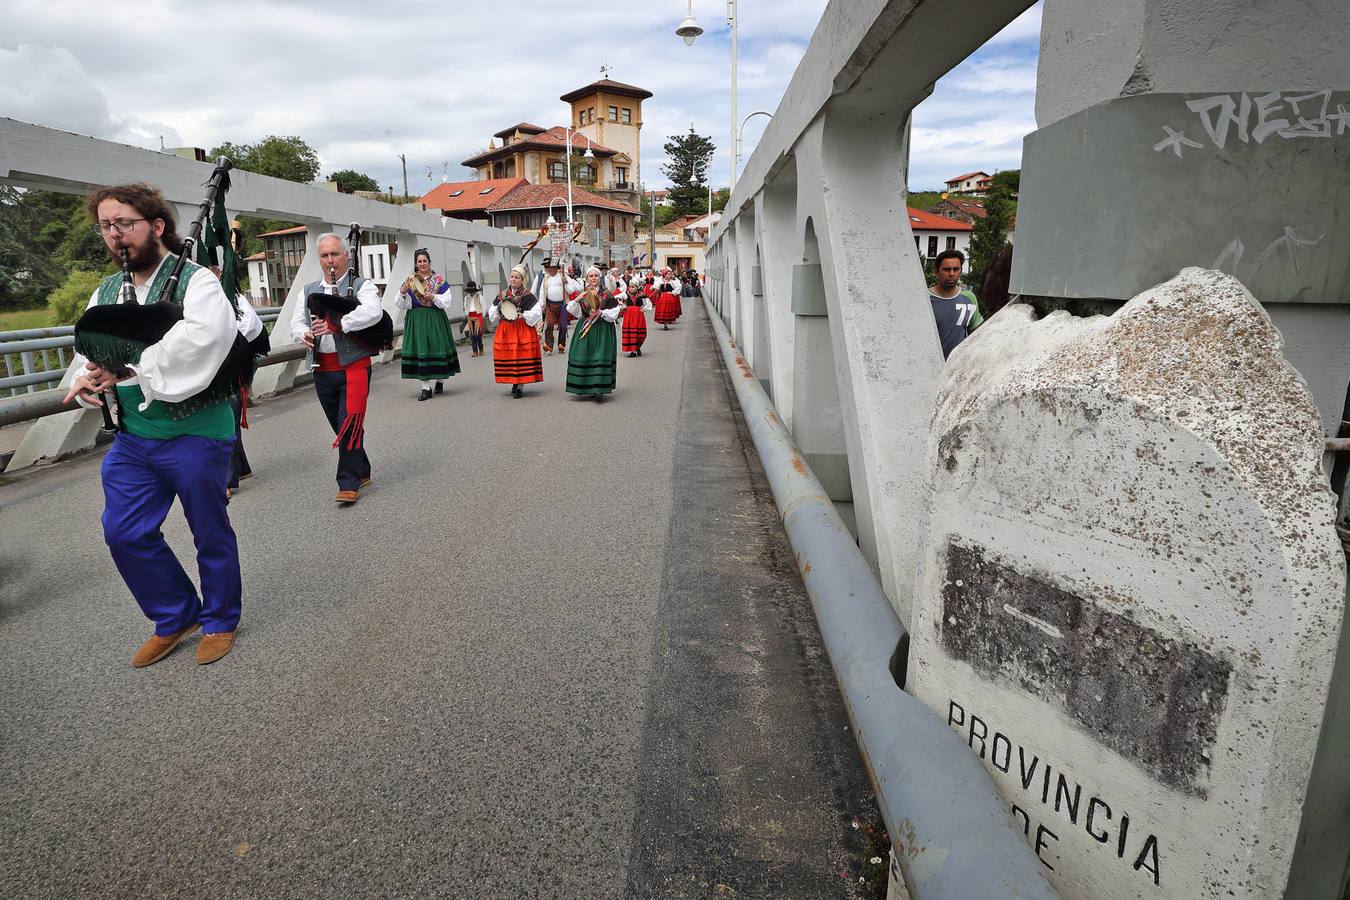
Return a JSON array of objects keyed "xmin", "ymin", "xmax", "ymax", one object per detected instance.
[
  {"xmin": 397, "ymin": 249, "xmax": 460, "ymax": 400},
  {"xmin": 621, "ymin": 277, "xmax": 650, "ymax": 357},
  {"xmin": 489, "ymin": 265, "xmax": 544, "ymax": 398},
  {"xmin": 564, "ymin": 266, "xmax": 622, "ymax": 401}
]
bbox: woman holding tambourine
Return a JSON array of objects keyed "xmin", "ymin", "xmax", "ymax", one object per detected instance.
[
  {"xmin": 564, "ymin": 265, "xmax": 623, "ymax": 401},
  {"xmin": 488, "ymin": 264, "xmax": 544, "ymax": 398}
]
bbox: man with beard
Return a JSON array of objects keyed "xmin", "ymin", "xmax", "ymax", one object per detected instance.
[{"xmin": 64, "ymin": 183, "xmax": 243, "ymax": 667}]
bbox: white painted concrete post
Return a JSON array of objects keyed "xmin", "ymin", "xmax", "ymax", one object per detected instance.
[{"xmin": 753, "ymin": 185, "xmax": 798, "ymax": 420}]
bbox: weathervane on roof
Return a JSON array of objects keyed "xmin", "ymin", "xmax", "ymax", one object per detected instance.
[{"xmin": 600, "ymin": 62, "xmax": 612, "ymax": 79}]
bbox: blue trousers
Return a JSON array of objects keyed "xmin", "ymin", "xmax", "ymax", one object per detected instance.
[{"xmin": 101, "ymin": 432, "xmax": 242, "ymax": 636}]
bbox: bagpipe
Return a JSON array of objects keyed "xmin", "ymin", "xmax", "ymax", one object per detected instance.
[
  {"xmin": 304, "ymin": 222, "xmax": 394, "ymax": 353},
  {"xmin": 73, "ymin": 157, "xmax": 257, "ymax": 430}
]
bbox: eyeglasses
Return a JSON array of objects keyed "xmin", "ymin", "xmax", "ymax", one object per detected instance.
[{"xmin": 94, "ymin": 218, "xmax": 148, "ymax": 235}]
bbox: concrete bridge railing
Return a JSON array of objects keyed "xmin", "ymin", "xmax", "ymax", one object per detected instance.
[
  {"xmin": 0, "ymin": 117, "xmax": 600, "ymax": 472},
  {"xmin": 705, "ymin": 0, "xmax": 1350, "ymax": 897}
]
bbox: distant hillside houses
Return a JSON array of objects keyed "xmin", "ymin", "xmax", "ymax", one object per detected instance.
[{"xmin": 945, "ymin": 170, "xmax": 991, "ymax": 194}]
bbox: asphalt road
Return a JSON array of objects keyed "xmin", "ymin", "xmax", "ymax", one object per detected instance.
[{"xmin": 0, "ymin": 305, "xmax": 884, "ymax": 899}]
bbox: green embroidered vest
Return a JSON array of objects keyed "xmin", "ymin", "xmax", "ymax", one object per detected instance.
[{"xmin": 93, "ymin": 259, "xmax": 233, "ymax": 440}]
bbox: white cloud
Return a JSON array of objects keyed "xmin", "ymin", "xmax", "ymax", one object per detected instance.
[
  {"xmin": 0, "ymin": 0, "xmax": 1041, "ymax": 195},
  {"xmin": 0, "ymin": 43, "xmax": 181, "ymax": 148}
]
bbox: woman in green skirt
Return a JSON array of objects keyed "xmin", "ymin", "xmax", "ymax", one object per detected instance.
[
  {"xmin": 564, "ymin": 265, "xmax": 623, "ymax": 402},
  {"xmin": 397, "ymin": 249, "xmax": 461, "ymax": 400}
]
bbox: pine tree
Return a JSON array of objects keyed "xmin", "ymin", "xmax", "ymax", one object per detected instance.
[
  {"xmin": 967, "ymin": 187, "xmax": 1013, "ymax": 291},
  {"xmin": 660, "ymin": 128, "xmax": 716, "ymax": 217}
]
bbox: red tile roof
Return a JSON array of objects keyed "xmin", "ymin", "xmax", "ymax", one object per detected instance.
[
  {"xmin": 906, "ymin": 207, "xmax": 973, "ymax": 231},
  {"xmin": 462, "ymin": 126, "xmax": 620, "ymax": 167},
  {"xmin": 258, "ymin": 225, "xmax": 307, "ymax": 238},
  {"xmin": 488, "ymin": 182, "xmax": 638, "ymax": 216},
  {"xmin": 419, "ymin": 177, "xmax": 528, "ymax": 213},
  {"xmin": 940, "ymin": 198, "xmax": 987, "ymax": 218},
  {"xmin": 243, "ymin": 251, "xmax": 266, "ymax": 261},
  {"xmin": 493, "ymin": 122, "xmax": 547, "ymax": 139},
  {"xmin": 945, "ymin": 170, "xmax": 990, "ymax": 185},
  {"xmin": 560, "ymin": 79, "xmax": 653, "ymax": 103}
]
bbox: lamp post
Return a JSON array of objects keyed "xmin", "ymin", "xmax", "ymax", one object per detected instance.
[
  {"xmin": 676, "ymin": 0, "xmax": 738, "ymax": 190},
  {"xmin": 562, "ymin": 126, "xmax": 595, "ymax": 226},
  {"xmin": 737, "ymin": 110, "xmax": 773, "ymax": 173}
]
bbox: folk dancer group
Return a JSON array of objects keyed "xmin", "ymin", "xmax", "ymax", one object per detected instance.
[{"xmin": 63, "ymin": 178, "xmax": 696, "ymax": 669}]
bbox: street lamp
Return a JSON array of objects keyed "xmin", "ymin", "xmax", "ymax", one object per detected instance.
[
  {"xmin": 737, "ymin": 110, "xmax": 773, "ymax": 173},
  {"xmin": 676, "ymin": 0, "xmax": 738, "ymax": 190},
  {"xmin": 676, "ymin": 0, "xmax": 703, "ymax": 45},
  {"xmin": 561, "ymin": 126, "xmax": 595, "ymax": 225}
]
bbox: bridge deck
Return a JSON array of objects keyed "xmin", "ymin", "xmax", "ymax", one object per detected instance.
[{"xmin": 0, "ymin": 305, "xmax": 883, "ymax": 898}]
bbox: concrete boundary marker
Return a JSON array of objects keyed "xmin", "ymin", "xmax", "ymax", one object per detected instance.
[{"xmin": 701, "ymin": 296, "xmax": 1059, "ymax": 899}]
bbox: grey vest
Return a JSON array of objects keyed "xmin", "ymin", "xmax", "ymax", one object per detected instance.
[{"xmin": 306, "ymin": 274, "xmax": 377, "ymax": 366}]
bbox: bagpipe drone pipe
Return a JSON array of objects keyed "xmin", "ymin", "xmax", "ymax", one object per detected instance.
[{"xmin": 304, "ymin": 222, "xmax": 394, "ymax": 353}]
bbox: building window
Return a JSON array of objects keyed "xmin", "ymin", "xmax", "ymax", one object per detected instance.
[
  {"xmin": 621, "ymin": 107, "xmax": 631, "ymax": 124},
  {"xmin": 609, "ymin": 214, "xmax": 615, "ymax": 241},
  {"xmin": 587, "ymin": 107, "xmax": 595, "ymax": 124},
  {"xmin": 927, "ymin": 236, "xmax": 938, "ymax": 258},
  {"xmin": 615, "ymin": 166, "xmax": 627, "ymax": 185},
  {"xmin": 946, "ymin": 236, "xmax": 956, "ymax": 251},
  {"xmin": 914, "ymin": 236, "xmax": 921, "ymax": 253},
  {"xmin": 578, "ymin": 164, "xmax": 596, "ymax": 183},
  {"xmin": 578, "ymin": 110, "xmax": 585, "ymax": 126},
  {"xmin": 608, "ymin": 106, "xmax": 618, "ymax": 121},
  {"xmin": 548, "ymin": 161, "xmax": 565, "ymax": 181}
]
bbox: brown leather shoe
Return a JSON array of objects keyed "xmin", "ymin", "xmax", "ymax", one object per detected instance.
[
  {"xmin": 131, "ymin": 622, "xmax": 200, "ymax": 668},
  {"xmin": 196, "ymin": 630, "xmax": 235, "ymax": 665},
  {"xmin": 335, "ymin": 489, "xmax": 359, "ymax": 504},
  {"xmin": 360, "ymin": 478, "xmax": 372, "ymax": 489}
]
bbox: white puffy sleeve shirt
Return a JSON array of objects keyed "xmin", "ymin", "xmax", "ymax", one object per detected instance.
[{"xmin": 69, "ymin": 261, "xmax": 238, "ymax": 410}]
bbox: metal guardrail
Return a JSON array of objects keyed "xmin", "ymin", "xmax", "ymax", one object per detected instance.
[
  {"xmin": 0, "ymin": 310, "xmax": 474, "ymax": 430},
  {"xmin": 702, "ymin": 297, "xmax": 1059, "ymax": 900},
  {"xmin": 0, "ymin": 309, "xmax": 285, "ymax": 396}
]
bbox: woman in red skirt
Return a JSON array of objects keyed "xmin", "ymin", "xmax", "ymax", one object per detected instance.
[
  {"xmin": 662, "ymin": 268, "xmax": 684, "ymax": 320},
  {"xmin": 621, "ymin": 278, "xmax": 650, "ymax": 356},
  {"xmin": 653, "ymin": 271, "xmax": 680, "ymax": 329},
  {"xmin": 489, "ymin": 265, "xmax": 544, "ymax": 398}
]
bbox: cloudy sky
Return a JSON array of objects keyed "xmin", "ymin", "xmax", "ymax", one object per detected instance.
[{"xmin": 0, "ymin": 0, "xmax": 1040, "ymax": 195}]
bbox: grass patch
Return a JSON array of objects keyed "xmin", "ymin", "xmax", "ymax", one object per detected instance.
[
  {"xmin": 906, "ymin": 190, "xmax": 945, "ymax": 211},
  {"xmin": 0, "ymin": 308, "xmax": 55, "ymax": 331}
]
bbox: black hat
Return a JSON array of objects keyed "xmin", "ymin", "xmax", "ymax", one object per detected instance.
[
  {"xmin": 543, "ymin": 257, "xmax": 560, "ymax": 268},
  {"xmin": 464, "ymin": 280, "xmax": 479, "ymax": 291}
]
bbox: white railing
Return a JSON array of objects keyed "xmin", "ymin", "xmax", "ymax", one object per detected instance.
[{"xmin": 704, "ymin": 0, "xmax": 1034, "ymax": 625}]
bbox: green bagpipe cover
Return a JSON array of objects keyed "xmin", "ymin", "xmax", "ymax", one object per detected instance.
[{"xmin": 74, "ymin": 259, "xmax": 254, "ymax": 420}]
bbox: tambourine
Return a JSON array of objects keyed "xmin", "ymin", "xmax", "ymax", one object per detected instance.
[{"xmin": 499, "ymin": 298, "xmax": 521, "ymax": 321}]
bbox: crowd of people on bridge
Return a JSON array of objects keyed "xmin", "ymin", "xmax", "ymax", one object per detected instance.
[{"xmin": 60, "ymin": 178, "xmax": 705, "ymax": 669}]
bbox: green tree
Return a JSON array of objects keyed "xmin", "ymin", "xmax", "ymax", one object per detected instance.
[
  {"xmin": 710, "ymin": 188, "xmax": 730, "ymax": 213},
  {"xmin": 967, "ymin": 187, "xmax": 1013, "ymax": 290},
  {"xmin": 0, "ymin": 187, "xmax": 114, "ymax": 311},
  {"xmin": 47, "ymin": 269, "xmax": 106, "ymax": 325},
  {"xmin": 328, "ymin": 168, "xmax": 379, "ymax": 193},
  {"xmin": 660, "ymin": 128, "xmax": 716, "ymax": 217},
  {"xmin": 209, "ymin": 135, "xmax": 321, "ymax": 184},
  {"xmin": 638, "ymin": 193, "xmax": 681, "ymax": 228},
  {"xmin": 990, "ymin": 169, "xmax": 1020, "ymax": 195}
]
